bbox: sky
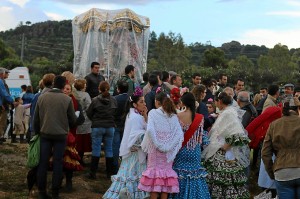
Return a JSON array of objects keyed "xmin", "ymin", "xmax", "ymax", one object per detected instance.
[{"xmin": 1, "ymin": 0, "xmax": 300, "ymax": 48}]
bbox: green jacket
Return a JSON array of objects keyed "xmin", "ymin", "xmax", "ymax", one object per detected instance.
[{"xmin": 120, "ymin": 75, "xmax": 135, "ymax": 96}]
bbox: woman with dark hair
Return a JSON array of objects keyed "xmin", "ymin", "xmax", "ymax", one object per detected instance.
[
  {"xmin": 170, "ymin": 92, "xmax": 210, "ymax": 199},
  {"xmin": 103, "ymin": 87, "xmax": 149, "ymax": 199},
  {"xmin": 192, "ymin": 84, "xmax": 213, "ymax": 130},
  {"xmin": 138, "ymin": 91, "xmax": 184, "ymax": 199},
  {"xmin": 202, "ymin": 92, "xmax": 250, "ymax": 198},
  {"xmin": 86, "ymin": 81, "xmax": 117, "ymax": 179},
  {"xmin": 262, "ymin": 99, "xmax": 300, "ymax": 199}
]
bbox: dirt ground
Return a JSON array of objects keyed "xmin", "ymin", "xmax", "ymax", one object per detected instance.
[
  {"xmin": 0, "ymin": 140, "xmax": 262, "ymax": 199},
  {"xmin": 0, "ymin": 141, "xmax": 111, "ymax": 199}
]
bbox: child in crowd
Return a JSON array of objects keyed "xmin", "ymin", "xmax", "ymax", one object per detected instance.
[
  {"xmin": 12, "ymin": 97, "xmax": 30, "ymax": 143},
  {"xmin": 139, "ymin": 91, "xmax": 184, "ymax": 199}
]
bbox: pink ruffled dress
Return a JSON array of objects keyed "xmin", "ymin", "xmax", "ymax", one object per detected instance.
[
  {"xmin": 138, "ymin": 108, "xmax": 184, "ymax": 193},
  {"xmin": 138, "ymin": 145, "xmax": 179, "ymax": 193}
]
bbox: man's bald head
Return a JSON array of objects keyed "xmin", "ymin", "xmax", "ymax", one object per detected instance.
[
  {"xmin": 237, "ymin": 91, "xmax": 250, "ymax": 103},
  {"xmin": 224, "ymin": 87, "xmax": 234, "ymax": 98}
]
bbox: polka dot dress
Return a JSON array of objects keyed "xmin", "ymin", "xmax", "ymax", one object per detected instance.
[{"xmin": 169, "ymin": 125, "xmax": 211, "ymax": 199}]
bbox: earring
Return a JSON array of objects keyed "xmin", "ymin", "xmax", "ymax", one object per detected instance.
[{"xmin": 181, "ymin": 106, "xmax": 187, "ymax": 112}]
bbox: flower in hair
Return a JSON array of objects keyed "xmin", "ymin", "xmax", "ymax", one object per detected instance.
[
  {"xmin": 156, "ymin": 87, "xmax": 162, "ymax": 94},
  {"xmin": 133, "ymin": 87, "xmax": 143, "ymax": 97},
  {"xmin": 207, "ymin": 98, "xmax": 213, "ymax": 102},
  {"xmin": 180, "ymin": 87, "xmax": 189, "ymax": 96},
  {"xmin": 170, "ymin": 87, "xmax": 181, "ymax": 103}
]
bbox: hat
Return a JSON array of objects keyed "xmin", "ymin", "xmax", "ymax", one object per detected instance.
[{"xmin": 284, "ymin": 83, "xmax": 294, "ymax": 88}]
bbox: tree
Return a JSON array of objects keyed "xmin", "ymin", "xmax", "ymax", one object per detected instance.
[
  {"xmin": 201, "ymin": 48, "xmax": 226, "ymax": 69},
  {"xmin": 25, "ymin": 21, "xmax": 32, "ymax": 26},
  {"xmin": 147, "ymin": 31, "xmax": 157, "ymax": 60},
  {"xmin": 153, "ymin": 32, "xmax": 190, "ymax": 73},
  {"xmin": 221, "ymin": 41, "xmax": 242, "ymax": 60}
]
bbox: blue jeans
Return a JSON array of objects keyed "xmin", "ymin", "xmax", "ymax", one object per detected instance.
[
  {"xmin": 91, "ymin": 127, "xmax": 114, "ymax": 158},
  {"xmin": 275, "ymin": 178, "xmax": 300, "ymax": 199},
  {"xmin": 37, "ymin": 136, "xmax": 66, "ymax": 194},
  {"xmin": 113, "ymin": 128, "xmax": 122, "ymax": 167}
]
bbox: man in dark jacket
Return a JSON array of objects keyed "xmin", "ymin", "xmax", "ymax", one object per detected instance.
[
  {"xmin": 85, "ymin": 62, "xmax": 105, "ymax": 99},
  {"xmin": 145, "ymin": 74, "xmax": 159, "ymax": 112},
  {"xmin": 113, "ymin": 80, "xmax": 129, "ymax": 173},
  {"xmin": 34, "ymin": 76, "xmax": 78, "ymax": 199}
]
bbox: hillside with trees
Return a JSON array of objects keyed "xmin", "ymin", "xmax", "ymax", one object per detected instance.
[{"xmin": 0, "ymin": 20, "xmax": 300, "ymax": 91}]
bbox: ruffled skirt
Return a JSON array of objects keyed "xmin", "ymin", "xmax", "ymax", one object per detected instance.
[
  {"xmin": 204, "ymin": 150, "xmax": 250, "ymax": 199},
  {"xmin": 169, "ymin": 144, "xmax": 210, "ymax": 199},
  {"xmin": 138, "ymin": 167, "xmax": 179, "ymax": 193},
  {"xmin": 103, "ymin": 152, "xmax": 148, "ymax": 199},
  {"xmin": 138, "ymin": 149, "xmax": 179, "ymax": 193}
]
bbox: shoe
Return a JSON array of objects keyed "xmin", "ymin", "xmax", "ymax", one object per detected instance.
[{"xmin": 0, "ymin": 137, "xmax": 6, "ymax": 142}]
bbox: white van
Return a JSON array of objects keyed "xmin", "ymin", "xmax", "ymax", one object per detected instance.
[{"xmin": 5, "ymin": 67, "xmax": 31, "ymax": 99}]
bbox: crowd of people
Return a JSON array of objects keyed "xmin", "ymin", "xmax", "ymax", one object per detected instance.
[{"xmin": 0, "ymin": 61, "xmax": 299, "ymax": 199}]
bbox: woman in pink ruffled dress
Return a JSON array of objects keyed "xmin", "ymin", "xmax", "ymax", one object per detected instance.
[{"xmin": 139, "ymin": 91, "xmax": 184, "ymax": 199}]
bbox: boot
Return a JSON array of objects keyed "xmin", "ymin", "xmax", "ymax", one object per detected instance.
[
  {"xmin": 86, "ymin": 156, "xmax": 99, "ymax": 179},
  {"xmin": 65, "ymin": 170, "xmax": 73, "ymax": 192},
  {"xmin": 112, "ymin": 155, "xmax": 119, "ymax": 175},
  {"xmin": 11, "ymin": 134, "xmax": 17, "ymax": 143},
  {"xmin": 106, "ymin": 157, "xmax": 114, "ymax": 178},
  {"xmin": 20, "ymin": 134, "xmax": 27, "ymax": 144}
]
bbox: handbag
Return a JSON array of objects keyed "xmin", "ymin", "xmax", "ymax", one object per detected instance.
[{"xmin": 26, "ymin": 134, "xmax": 40, "ymax": 168}]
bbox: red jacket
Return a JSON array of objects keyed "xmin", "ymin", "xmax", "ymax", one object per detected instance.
[{"xmin": 246, "ymin": 106, "xmax": 282, "ymax": 149}]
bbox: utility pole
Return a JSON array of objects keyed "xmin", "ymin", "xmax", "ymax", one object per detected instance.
[{"xmin": 20, "ymin": 33, "xmax": 25, "ymax": 62}]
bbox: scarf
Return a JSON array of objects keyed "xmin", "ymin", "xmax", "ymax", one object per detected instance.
[
  {"xmin": 181, "ymin": 113, "xmax": 204, "ymax": 149},
  {"xmin": 202, "ymin": 106, "xmax": 250, "ymax": 167},
  {"xmin": 141, "ymin": 108, "xmax": 184, "ymax": 163}
]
